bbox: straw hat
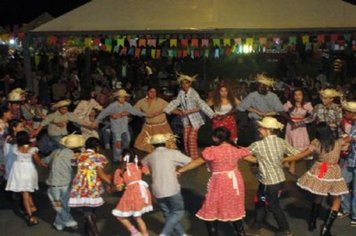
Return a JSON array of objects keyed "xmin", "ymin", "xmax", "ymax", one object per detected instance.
[
  {"xmin": 53, "ymin": 99, "xmax": 71, "ymax": 108},
  {"xmin": 177, "ymin": 73, "xmax": 198, "ymax": 83},
  {"xmin": 144, "ymin": 133, "xmax": 176, "ymax": 145},
  {"xmin": 255, "ymin": 74, "xmax": 275, "ymax": 87},
  {"xmin": 12, "ymin": 88, "xmax": 26, "ymax": 94},
  {"xmin": 113, "ymin": 89, "xmax": 130, "ymax": 98},
  {"xmin": 342, "ymin": 101, "xmax": 356, "ymax": 113},
  {"xmin": 257, "ymin": 116, "xmax": 284, "ymax": 130},
  {"xmin": 319, "ymin": 89, "xmax": 342, "ymax": 98},
  {"xmin": 7, "ymin": 91, "xmax": 25, "ymax": 102},
  {"xmin": 60, "ymin": 134, "xmax": 85, "ymax": 149}
]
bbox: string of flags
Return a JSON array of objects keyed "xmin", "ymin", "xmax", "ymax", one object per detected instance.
[{"xmin": 1, "ymin": 32, "xmax": 355, "ymax": 59}]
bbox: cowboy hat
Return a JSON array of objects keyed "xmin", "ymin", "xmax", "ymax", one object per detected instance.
[
  {"xmin": 255, "ymin": 74, "xmax": 275, "ymax": 87},
  {"xmin": 319, "ymin": 89, "xmax": 342, "ymax": 98},
  {"xmin": 7, "ymin": 91, "xmax": 25, "ymax": 102},
  {"xmin": 60, "ymin": 134, "xmax": 85, "ymax": 149},
  {"xmin": 257, "ymin": 116, "xmax": 284, "ymax": 130},
  {"xmin": 53, "ymin": 99, "xmax": 71, "ymax": 108},
  {"xmin": 145, "ymin": 133, "xmax": 176, "ymax": 145},
  {"xmin": 113, "ymin": 89, "xmax": 130, "ymax": 98},
  {"xmin": 342, "ymin": 101, "xmax": 356, "ymax": 113},
  {"xmin": 177, "ymin": 73, "xmax": 198, "ymax": 83}
]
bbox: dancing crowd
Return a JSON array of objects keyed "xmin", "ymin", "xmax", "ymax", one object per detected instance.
[{"xmin": 0, "ymin": 72, "xmax": 355, "ymax": 236}]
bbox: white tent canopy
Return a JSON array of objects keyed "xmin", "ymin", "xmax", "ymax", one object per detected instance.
[{"xmin": 32, "ymin": 0, "xmax": 356, "ymax": 33}]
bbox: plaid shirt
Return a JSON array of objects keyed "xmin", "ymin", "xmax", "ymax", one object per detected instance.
[
  {"xmin": 347, "ymin": 123, "xmax": 356, "ymax": 167},
  {"xmin": 164, "ymin": 88, "xmax": 214, "ymax": 129},
  {"xmin": 304, "ymin": 103, "xmax": 343, "ymax": 138},
  {"xmin": 248, "ymin": 135, "xmax": 299, "ymax": 185}
]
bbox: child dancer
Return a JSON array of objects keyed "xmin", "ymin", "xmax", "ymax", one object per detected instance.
[
  {"xmin": 283, "ymin": 122, "xmax": 351, "ymax": 236},
  {"xmin": 5, "ymin": 131, "xmax": 47, "ymax": 226},
  {"xmin": 112, "ymin": 149, "xmax": 153, "ymax": 236}
]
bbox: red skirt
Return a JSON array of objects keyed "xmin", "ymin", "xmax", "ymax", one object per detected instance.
[{"xmin": 212, "ymin": 115, "xmax": 237, "ymax": 141}]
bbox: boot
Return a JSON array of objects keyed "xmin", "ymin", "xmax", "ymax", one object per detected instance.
[
  {"xmin": 320, "ymin": 210, "xmax": 337, "ymax": 236},
  {"xmin": 206, "ymin": 221, "xmax": 218, "ymax": 236},
  {"xmin": 85, "ymin": 215, "xmax": 99, "ymax": 236},
  {"xmin": 231, "ymin": 220, "xmax": 246, "ymax": 236},
  {"xmin": 308, "ymin": 203, "xmax": 321, "ymax": 232}
]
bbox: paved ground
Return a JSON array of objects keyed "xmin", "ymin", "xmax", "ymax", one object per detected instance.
[{"xmin": 0, "ymin": 157, "xmax": 354, "ymax": 236}]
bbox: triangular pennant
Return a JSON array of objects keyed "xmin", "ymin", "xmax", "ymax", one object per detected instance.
[
  {"xmin": 116, "ymin": 38, "xmax": 125, "ymax": 47},
  {"xmin": 245, "ymin": 38, "xmax": 254, "ymax": 45},
  {"xmin": 194, "ymin": 49, "xmax": 200, "ymax": 58},
  {"xmin": 128, "ymin": 47, "xmax": 135, "ymax": 56},
  {"xmin": 94, "ymin": 38, "xmax": 101, "ymax": 46},
  {"xmin": 119, "ymin": 47, "xmax": 127, "ymax": 56},
  {"xmin": 204, "ymin": 49, "xmax": 209, "ymax": 58},
  {"xmin": 214, "ymin": 48, "xmax": 220, "ymax": 58},
  {"xmin": 151, "ymin": 49, "xmax": 156, "ymax": 59},
  {"xmin": 141, "ymin": 48, "xmax": 146, "ymax": 56},
  {"xmin": 182, "ymin": 49, "xmax": 188, "ymax": 58},
  {"xmin": 129, "ymin": 39, "xmax": 137, "ymax": 47},
  {"xmin": 170, "ymin": 39, "xmax": 178, "ymax": 47},
  {"xmin": 289, "ymin": 36, "xmax": 297, "ymax": 45},
  {"xmin": 259, "ymin": 37, "xmax": 267, "ymax": 45},
  {"xmin": 302, "ymin": 35, "xmax": 309, "ymax": 44},
  {"xmin": 135, "ymin": 48, "xmax": 141, "ymax": 58},
  {"xmin": 201, "ymin": 38, "xmax": 209, "ymax": 47},
  {"xmin": 172, "ymin": 49, "xmax": 178, "ymax": 58},
  {"xmin": 191, "ymin": 38, "xmax": 199, "ymax": 47},
  {"xmin": 343, "ymin": 34, "xmax": 351, "ymax": 42},
  {"xmin": 223, "ymin": 38, "xmax": 231, "ymax": 47},
  {"xmin": 84, "ymin": 38, "xmax": 93, "ymax": 47},
  {"xmin": 148, "ymin": 39, "xmax": 157, "ymax": 47},
  {"xmin": 180, "ymin": 39, "xmax": 189, "ymax": 47},
  {"xmin": 156, "ymin": 49, "xmax": 161, "ymax": 59},
  {"xmin": 168, "ymin": 49, "xmax": 173, "ymax": 58},
  {"xmin": 213, "ymin": 38, "xmax": 220, "ymax": 47},
  {"xmin": 159, "ymin": 39, "xmax": 166, "ymax": 45},
  {"xmin": 177, "ymin": 49, "xmax": 183, "ymax": 58},
  {"xmin": 234, "ymin": 38, "xmax": 242, "ymax": 45},
  {"xmin": 317, "ymin": 34, "xmax": 325, "ymax": 43},
  {"xmin": 330, "ymin": 34, "xmax": 339, "ymax": 43},
  {"xmin": 138, "ymin": 39, "xmax": 146, "ymax": 47}
]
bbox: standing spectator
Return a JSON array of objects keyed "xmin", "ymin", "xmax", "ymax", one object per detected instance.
[
  {"xmin": 0, "ymin": 107, "xmax": 12, "ymax": 178},
  {"xmin": 238, "ymin": 74, "xmax": 284, "ymax": 141},
  {"xmin": 142, "ymin": 133, "xmax": 191, "ymax": 236},
  {"xmin": 177, "ymin": 127, "xmax": 256, "ymax": 236},
  {"xmin": 164, "ymin": 74, "xmax": 215, "ymax": 159}
]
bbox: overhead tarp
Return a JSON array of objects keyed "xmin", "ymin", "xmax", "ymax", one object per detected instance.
[
  {"xmin": 19, "ymin": 12, "xmax": 54, "ymax": 33},
  {"xmin": 32, "ymin": 0, "xmax": 356, "ymax": 33}
]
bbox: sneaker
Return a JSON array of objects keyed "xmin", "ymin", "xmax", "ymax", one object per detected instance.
[
  {"xmin": 65, "ymin": 220, "xmax": 78, "ymax": 229},
  {"xmin": 351, "ymin": 219, "xmax": 356, "ymax": 226},
  {"xmin": 337, "ymin": 211, "xmax": 350, "ymax": 218},
  {"xmin": 53, "ymin": 223, "xmax": 64, "ymax": 231}
]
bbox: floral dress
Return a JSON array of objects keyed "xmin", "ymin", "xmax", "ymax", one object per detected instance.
[
  {"xmin": 112, "ymin": 163, "xmax": 153, "ymax": 217},
  {"xmin": 196, "ymin": 143, "xmax": 249, "ymax": 221},
  {"xmin": 69, "ymin": 149, "xmax": 108, "ymax": 207}
]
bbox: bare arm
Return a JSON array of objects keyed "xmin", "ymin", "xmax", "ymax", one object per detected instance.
[
  {"xmin": 243, "ymin": 155, "xmax": 258, "ymax": 163},
  {"xmin": 283, "ymin": 148, "xmax": 312, "ymax": 163},
  {"xmin": 177, "ymin": 158, "xmax": 206, "ymax": 174},
  {"xmin": 97, "ymin": 166, "xmax": 112, "ymax": 185}
]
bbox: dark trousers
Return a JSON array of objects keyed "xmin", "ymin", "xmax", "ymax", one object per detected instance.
[{"xmin": 254, "ymin": 182, "xmax": 290, "ymax": 232}]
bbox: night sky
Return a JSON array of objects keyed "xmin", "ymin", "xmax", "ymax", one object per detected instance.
[{"xmin": 0, "ymin": 0, "xmax": 90, "ymax": 28}]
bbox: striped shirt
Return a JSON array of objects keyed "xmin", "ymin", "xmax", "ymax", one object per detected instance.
[
  {"xmin": 164, "ymin": 88, "xmax": 214, "ymax": 129},
  {"xmin": 248, "ymin": 135, "xmax": 299, "ymax": 185}
]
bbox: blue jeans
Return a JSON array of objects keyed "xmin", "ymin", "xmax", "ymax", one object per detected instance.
[
  {"xmin": 48, "ymin": 185, "xmax": 77, "ymax": 227},
  {"xmin": 157, "ymin": 192, "xmax": 185, "ymax": 236},
  {"xmin": 112, "ymin": 131, "xmax": 130, "ymax": 161},
  {"xmin": 341, "ymin": 165, "xmax": 356, "ymax": 220}
]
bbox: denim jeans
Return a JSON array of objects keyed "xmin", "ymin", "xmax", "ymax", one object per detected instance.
[
  {"xmin": 112, "ymin": 131, "xmax": 130, "ymax": 161},
  {"xmin": 157, "ymin": 192, "xmax": 186, "ymax": 236},
  {"xmin": 341, "ymin": 165, "xmax": 356, "ymax": 219},
  {"xmin": 254, "ymin": 182, "xmax": 290, "ymax": 232},
  {"xmin": 48, "ymin": 185, "xmax": 77, "ymax": 227}
]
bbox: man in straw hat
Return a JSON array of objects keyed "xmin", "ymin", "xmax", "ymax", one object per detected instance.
[
  {"xmin": 339, "ymin": 101, "xmax": 356, "ymax": 226},
  {"xmin": 43, "ymin": 134, "xmax": 85, "ymax": 231},
  {"xmin": 238, "ymin": 74, "xmax": 284, "ymax": 141},
  {"xmin": 142, "ymin": 133, "xmax": 191, "ymax": 236},
  {"xmin": 7, "ymin": 87, "xmax": 26, "ymax": 120},
  {"xmin": 247, "ymin": 117, "xmax": 299, "ymax": 236},
  {"xmin": 302, "ymin": 88, "xmax": 343, "ymax": 138},
  {"xmin": 34, "ymin": 99, "xmax": 91, "ymax": 147},
  {"xmin": 94, "ymin": 89, "xmax": 150, "ymax": 162},
  {"xmin": 163, "ymin": 73, "xmax": 215, "ymax": 160}
]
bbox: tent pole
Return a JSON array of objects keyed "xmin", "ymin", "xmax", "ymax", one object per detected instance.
[{"xmin": 23, "ymin": 33, "xmax": 33, "ymax": 91}]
